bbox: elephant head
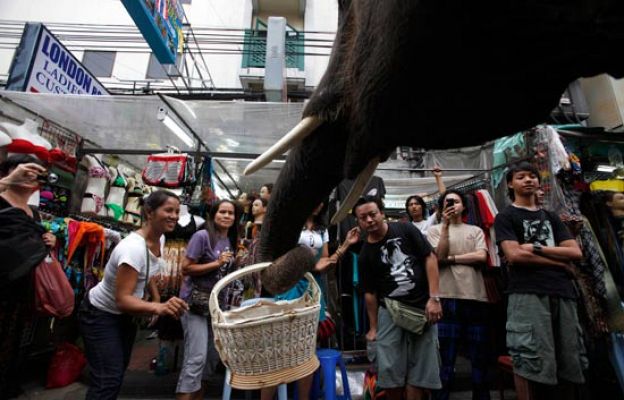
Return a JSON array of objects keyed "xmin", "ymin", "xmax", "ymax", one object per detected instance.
[{"xmin": 247, "ymin": 0, "xmax": 624, "ymax": 293}]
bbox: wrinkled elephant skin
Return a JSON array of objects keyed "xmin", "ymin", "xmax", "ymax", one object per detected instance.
[{"xmin": 256, "ymin": 0, "xmax": 624, "ymax": 285}]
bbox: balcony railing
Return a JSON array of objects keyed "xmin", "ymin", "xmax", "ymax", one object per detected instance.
[{"xmin": 241, "ymin": 20, "xmax": 304, "ymax": 71}]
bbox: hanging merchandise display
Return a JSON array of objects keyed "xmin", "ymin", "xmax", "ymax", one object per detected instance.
[
  {"xmin": 40, "ymin": 166, "xmax": 73, "ymax": 217},
  {"xmin": 0, "ymin": 130, "xmax": 10, "ymax": 147},
  {"xmin": 491, "ymin": 132, "xmax": 527, "ymax": 188},
  {"xmin": 142, "ymin": 150, "xmax": 196, "ymax": 188},
  {"xmin": 40, "ymin": 120, "xmax": 80, "ymax": 174},
  {"xmin": 105, "ymin": 166, "xmax": 129, "ymax": 221},
  {"xmin": 1, "ymin": 118, "xmax": 52, "ymax": 162}
]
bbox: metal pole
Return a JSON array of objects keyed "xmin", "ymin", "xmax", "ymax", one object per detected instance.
[
  {"xmin": 376, "ymin": 167, "xmax": 490, "ymax": 172},
  {"xmin": 79, "ymin": 148, "xmax": 278, "ymax": 159}
]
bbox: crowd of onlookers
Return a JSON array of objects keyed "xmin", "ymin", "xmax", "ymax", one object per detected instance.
[{"xmin": 0, "ymin": 156, "xmax": 588, "ymax": 400}]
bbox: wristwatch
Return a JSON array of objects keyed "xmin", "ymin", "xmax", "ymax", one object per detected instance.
[
  {"xmin": 532, "ymin": 243, "xmax": 543, "ymax": 254},
  {"xmin": 430, "ymin": 295, "xmax": 441, "ymax": 303}
]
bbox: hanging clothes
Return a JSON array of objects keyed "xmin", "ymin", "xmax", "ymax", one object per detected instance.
[
  {"xmin": 474, "ymin": 190, "xmax": 501, "ymax": 268},
  {"xmin": 158, "ymin": 218, "xmax": 200, "ymax": 341},
  {"xmin": 66, "ymin": 220, "xmax": 106, "ymax": 269},
  {"xmin": 491, "ymin": 132, "xmax": 527, "ymax": 188}
]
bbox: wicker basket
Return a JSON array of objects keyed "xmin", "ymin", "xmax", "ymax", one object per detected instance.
[{"xmin": 209, "ymin": 262, "xmax": 321, "ymax": 389}]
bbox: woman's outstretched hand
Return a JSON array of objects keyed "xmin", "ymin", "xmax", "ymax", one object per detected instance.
[{"xmin": 155, "ymin": 296, "xmax": 188, "ymax": 319}]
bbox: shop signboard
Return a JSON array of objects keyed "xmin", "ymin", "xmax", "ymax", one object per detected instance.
[
  {"xmin": 121, "ymin": 0, "xmax": 185, "ymax": 65},
  {"xmin": 6, "ymin": 23, "xmax": 108, "ymax": 96}
]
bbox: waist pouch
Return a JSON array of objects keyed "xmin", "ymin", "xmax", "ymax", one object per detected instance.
[{"xmin": 384, "ymin": 297, "xmax": 428, "ymax": 335}]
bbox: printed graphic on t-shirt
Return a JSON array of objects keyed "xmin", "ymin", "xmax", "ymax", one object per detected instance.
[
  {"xmin": 522, "ymin": 219, "xmax": 554, "ymax": 246},
  {"xmin": 381, "ymin": 238, "xmax": 416, "ymax": 297}
]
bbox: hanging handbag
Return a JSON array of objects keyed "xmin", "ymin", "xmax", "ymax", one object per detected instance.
[
  {"xmin": 188, "ymin": 283, "xmax": 212, "ymax": 316},
  {"xmin": 142, "ymin": 152, "xmax": 195, "ymax": 188},
  {"xmin": 34, "ymin": 253, "xmax": 75, "ymax": 318},
  {"xmin": 384, "ymin": 297, "xmax": 428, "ymax": 335}
]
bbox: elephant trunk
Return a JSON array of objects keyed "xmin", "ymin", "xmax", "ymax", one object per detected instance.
[{"xmin": 257, "ymin": 122, "xmax": 347, "ymax": 294}]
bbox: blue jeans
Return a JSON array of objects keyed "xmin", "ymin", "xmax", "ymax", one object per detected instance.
[{"xmin": 79, "ymin": 294, "xmax": 137, "ymax": 400}]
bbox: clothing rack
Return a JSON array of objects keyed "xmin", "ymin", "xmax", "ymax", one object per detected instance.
[
  {"xmin": 447, "ymin": 177, "xmax": 489, "ymax": 193},
  {"xmin": 39, "ymin": 210, "xmax": 135, "ymax": 233},
  {"xmin": 68, "ymin": 213, "xmax": 136, "ymax": 233}
]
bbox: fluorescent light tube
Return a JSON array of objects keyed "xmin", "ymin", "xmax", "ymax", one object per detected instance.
[
  {"xmin": 596, "ymin": 164, "xmax": 616, "ymax": 173},
  {"xmin": 162, "ymin": 115, "xmax": 195, "ymax": 147}
]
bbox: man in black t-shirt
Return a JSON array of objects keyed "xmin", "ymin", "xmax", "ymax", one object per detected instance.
[
  {"xmin": 494, "ymin": 162, "xmax": 586, "ymax": 400},
  {"xmin": 354, "ymin": 196, "xmax": 443, "ymax": 400}
]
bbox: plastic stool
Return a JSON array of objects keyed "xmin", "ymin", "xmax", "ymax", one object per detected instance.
[
  {"xmin": 310, "ymin": 348, "xmax": 352, "ymax": 400},
  {"xmin": 222, "ymin": 369, "xmax": 288, "ymax": 400}
]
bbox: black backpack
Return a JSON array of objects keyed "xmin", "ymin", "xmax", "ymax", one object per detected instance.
[{"xmin": 0, "ymin": 207, "xmax": 47, "ymax": 289}]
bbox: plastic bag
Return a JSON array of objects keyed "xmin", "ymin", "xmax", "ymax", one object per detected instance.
[{"xmin": 46, "ymin": 343, "xmax": 87, "ymax": 388}]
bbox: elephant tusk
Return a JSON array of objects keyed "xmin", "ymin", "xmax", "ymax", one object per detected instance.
[
  {"xmin": 243, "ymin": 116, "xmax": 322, "ymax": 176},
  {"xmin": 330, "ymin": 157, "xmax": 380, "ymax": 225}
]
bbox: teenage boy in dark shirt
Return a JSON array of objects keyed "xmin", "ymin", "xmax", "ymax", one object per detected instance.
[
  {"xmin": 494, "ymin": 162, "xmax": 586, "ymax": 400},
  {"xmin": 354, "ymin": 195, "xmax": 443, "ymax": 400}
]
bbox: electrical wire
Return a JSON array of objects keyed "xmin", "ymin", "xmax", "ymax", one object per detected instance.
[{"xmin": 0, "ymin": 19, "xmax": 335, "ymax": 93}]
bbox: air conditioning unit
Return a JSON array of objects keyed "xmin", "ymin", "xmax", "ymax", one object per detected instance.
[
  {"xmin": 550, "ymin": 79, "xmax": 589, "ymax": 124},
  {"xmin": 580, "ymin": 74, "xmax": 624, "ymax": 132}
]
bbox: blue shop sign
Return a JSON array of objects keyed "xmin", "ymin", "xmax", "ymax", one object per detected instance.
[{"xmin": 122, "ymin": 0, "xmax": 185, "ymax": 65}]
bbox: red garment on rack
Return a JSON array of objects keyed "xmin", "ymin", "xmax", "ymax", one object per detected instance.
[{"xmin": 474, "ymin": 191, "xmax": 496, "ymax": 229}]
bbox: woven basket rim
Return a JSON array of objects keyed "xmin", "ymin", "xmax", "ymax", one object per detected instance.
[
  {"xmin": 209, "ymin": 262, "xmax": 321, "ymax": 322},
  {"xmin": 214, "ymin": 302, "xmax": 320, "ymax": 328}
]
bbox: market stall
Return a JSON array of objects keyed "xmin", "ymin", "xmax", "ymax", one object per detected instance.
[{"xmin": 3, "ymin": 89, "xmax": 624, "ymax": 397}]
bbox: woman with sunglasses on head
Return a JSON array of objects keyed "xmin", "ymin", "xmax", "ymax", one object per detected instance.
[
  {"xmin": 176, "ymin": 199, "xmax": 240, "ymax": 400},
  {"xmin": 0, "ymin": 155, "xmax": 57, "ymax": 399},
  {"xmin": 80, "ymin": 190, "xmax": 188, "ymax": 400},
  {"xmin": 426, "ymin": 190, "xmax": 490, "ymax": 400}
]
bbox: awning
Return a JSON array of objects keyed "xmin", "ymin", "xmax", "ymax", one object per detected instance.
[{"xmin": 0, "ymin": 90, "xmax": 494, "ymax": 206}]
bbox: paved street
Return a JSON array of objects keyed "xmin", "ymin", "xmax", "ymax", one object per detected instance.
[{"xmin": 15, "ymin": 332, "xmax": 517, "ymax": 399}]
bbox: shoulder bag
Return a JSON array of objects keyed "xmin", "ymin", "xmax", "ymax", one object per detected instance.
[
  {"xmin": 384, "ymin": 297, "xmax": 428, "ymax": 335},
  {"xmin": 188, "ymin": 282, "xmax": 212, "ymax": 317}
]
